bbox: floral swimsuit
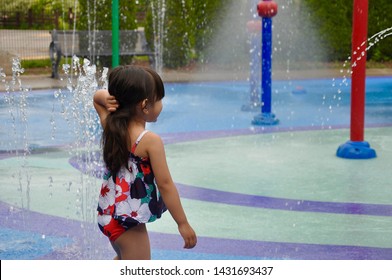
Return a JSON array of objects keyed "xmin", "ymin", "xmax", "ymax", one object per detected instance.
[{"xmin": 97, "ymin": 130, "xmax": 166, "ymax": 241}]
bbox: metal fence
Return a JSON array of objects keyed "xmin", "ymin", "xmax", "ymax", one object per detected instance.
[
  {"xmin": 0, "ymin": 29, "xmax": 51, "ymax": 59},
  {"xmin": 0, "ymin": 3, "xmax": 74, "ymax": 60},
  {"xmin": 0, "ymin": 8, "xmax": 73, "ymax": 29}
]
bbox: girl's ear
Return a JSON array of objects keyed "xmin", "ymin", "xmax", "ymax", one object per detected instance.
[{"xmin": 141, "ymin": 99, "xmax": 149, "ymax": 113}]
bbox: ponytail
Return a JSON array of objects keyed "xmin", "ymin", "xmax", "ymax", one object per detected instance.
[{"xmin": 102, "ymin": 108, "xmax": 134, "ymax": 175}]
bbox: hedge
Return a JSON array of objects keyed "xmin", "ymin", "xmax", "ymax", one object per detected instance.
[{"xmin": 5, "ymin": 0, "xmax": 391, "ymax": 66}]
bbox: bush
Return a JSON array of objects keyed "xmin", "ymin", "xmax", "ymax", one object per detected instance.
[
  {"xmin": 144, "ymin": 0, "xmax": 226, "ymax": 69},
  {"xmin": 76, "ymin": 0, "xmax": 137, "ymax": 31},
  {"xmin": 303, "ymin": 0, "xmax": 392, "ymax": 62}
]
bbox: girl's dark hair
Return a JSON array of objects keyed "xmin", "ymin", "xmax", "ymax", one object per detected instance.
[{"xmin": 102, "ymin": 65, "xmax": 165, "ymax": 175}]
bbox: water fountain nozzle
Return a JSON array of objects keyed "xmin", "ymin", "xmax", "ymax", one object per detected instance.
[{"xmin": 257, "ymin": 0, "xmax": 278, "ymax": 18}]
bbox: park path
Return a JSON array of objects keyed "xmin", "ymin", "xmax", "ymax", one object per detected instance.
[{"xmin": 0, "ymin": 29, "xmax": 51, "ymax": 59}]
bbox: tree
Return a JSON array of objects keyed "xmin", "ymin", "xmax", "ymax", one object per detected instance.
[
  {"xmin": 303, "ymin": 0, "xmax": 352, "ymax": 61},
  {"xmin": 144, "ymin": 0, "xmax": 226, "ymax": 68},
  {"xmin": 303, "ymin": 0, "xmax": 392, "ymax": 62},
  {"xmin": 368, "ymin": 0, "xmax": 392, "ymax": 61},
  {"xmin": 76, "ymin": 0, "xmax": 137, "ymax": 30}
]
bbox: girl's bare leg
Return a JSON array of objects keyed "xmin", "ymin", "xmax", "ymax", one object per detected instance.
[
  {"xmin": 113, "ymin": 224, "xmax": 151, "ymax": 260},
  {"xmin": 110, "ymin": 241, "xmax": 121, "ymax": 260}
]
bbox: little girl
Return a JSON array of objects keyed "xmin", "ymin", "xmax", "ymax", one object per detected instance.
[{"xmin": 93, "ymin": 65, "xmax": 197, "ymax": 260}]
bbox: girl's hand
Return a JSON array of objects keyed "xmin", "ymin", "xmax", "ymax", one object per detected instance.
[
  {"xmin": 106, "ymin": 95, "xmax": 119, "ymax": 112},
  {"xmin": 178, "ymin": 222, "xmax": 197, "ymax": 249}
]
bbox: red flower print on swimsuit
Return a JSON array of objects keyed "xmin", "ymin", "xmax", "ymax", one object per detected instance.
[
  {"xmin": 115, "ymin": 177, "xmax": 130, "ymax": 203},
  {"xmin": 139, "ymin": 161, "xmax": 155, "ymax": 185},
  {"xmin": 98, "ymin": 179, "xmax": 115, "ymax": 211},
  {"xmin": 97, "ymin": 195, "xmax": 115, "ymax": 216},
  {"xmin": 100, "ymin": 185, "xmax": 110, "ymax": 197},
  {"xmin": 103, "ymin": 204, "xmax": 115, "ymax": 215},
  {"xmin": 102, "ymin": 217, "xmax": 125, "ymax": 241},
  {"xmin": 117, "ymin": 198, "xmax": 152, "ymax": 224},
  {"xmin": 140, "ymin": 162, "xmax": 151, "ymax": 175}
]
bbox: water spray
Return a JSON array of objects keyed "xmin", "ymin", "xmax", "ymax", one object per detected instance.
[{"xmin": 242, "ymin": 0, "xmax": 262, "ymax": 112}]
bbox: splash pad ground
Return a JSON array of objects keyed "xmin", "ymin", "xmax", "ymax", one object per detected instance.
[{"xmin": 1, "ymin": 76, "xmax": 392, "ymax": 260}]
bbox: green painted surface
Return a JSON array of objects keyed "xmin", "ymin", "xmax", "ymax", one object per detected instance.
[
  {"xmin": 1, "ymin": 127, "xmax": 392, "ymax": 249},
  {"xmin": 166, "ymin": 127, "xmax": 392, "ymax": 204}
]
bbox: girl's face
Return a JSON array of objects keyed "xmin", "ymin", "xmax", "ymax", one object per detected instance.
[{"xmin": 145, "ymin": 99, "xmax": 163, "ymax": 123}]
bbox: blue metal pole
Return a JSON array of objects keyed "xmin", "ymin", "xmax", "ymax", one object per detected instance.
[
  {"xmin": 261, "ymin": 16, "xmax": 272, "ymax": 114},
  {"xmin": 252, "ymin": 0, "xmax": 278, "ymax": 126}
]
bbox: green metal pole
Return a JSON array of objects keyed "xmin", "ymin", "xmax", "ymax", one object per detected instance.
[{"xmin": 112, "ymin": 0, "xmax": 120, "ymax": 67}]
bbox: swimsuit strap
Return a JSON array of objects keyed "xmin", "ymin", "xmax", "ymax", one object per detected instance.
[{"xmin": 131, "ymin": 130, "xmax": 149, "ymax": 153}]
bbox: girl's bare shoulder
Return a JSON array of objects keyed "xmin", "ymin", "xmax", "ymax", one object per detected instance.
[{"xmin": 144, "ymin": 131, "xmax": 163, "ymax": 146}]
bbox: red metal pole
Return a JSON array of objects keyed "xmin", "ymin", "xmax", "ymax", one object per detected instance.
[
  {"xmin": 336, "ymin": 0, "xmax": 375, "ymax": 159},
  {"xmin": 350, "ymin": 0, "xmax": 368, "ymax": 142}
]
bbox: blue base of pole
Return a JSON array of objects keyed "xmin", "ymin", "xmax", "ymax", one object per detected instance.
[
  {"xmin": 252, "ymin": 112, "xmax": 279, "ymax": 126},
  {"xmin": 336, "ymin": 140, "xmax": 377, "ymax": 159}
]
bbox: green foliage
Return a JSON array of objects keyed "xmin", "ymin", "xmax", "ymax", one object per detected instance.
[
  {"xmin": 76, "ymin": 0, "xmax": 137, "ymax": 31},
  {"xmin": 74, "ymin": 1, "xmax": 138, "ymax": 67},
  {"xmin": 21, "ymin": 57, "xmax": 68, "ymax": 69},
  {"xmin": 21, "ymin": 58, "xmax": 52, "ymax": 68},
  {"xmin": 303, "ymin": 0, "xmax": 392, "ymax": 62},
  {"xmin": 160, "ymin": 0, "xmax": 191, "ymax": 68},
  {"xmin": 1, "ymin": 0, "xmax": 75, "ymax": 30},
  {"xmin": 1, "ymin": 0, "xmax": 31, "ymax": 10},
  {"xmin": 3, "ymin": 0, "xmax": 392, "ymax": 67},
  {"xmin": 144, "ymin": 0, "xmax": 225, "ymax": 68},
  {"xmin": 191, "ymin": 0, "xmax": 227, "ymax": 62},
  {"xmin": 302, "ymin": 0, "xmax": 352, "ymax": 61},
  {"xmin": 368, "ymin": 1, "xmax": 392, "ymax": 61}
]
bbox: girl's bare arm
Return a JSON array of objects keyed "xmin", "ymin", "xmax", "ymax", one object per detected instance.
[
  {"xmin": 93, "ymin": 89, "xmax": 118, "ymax": 127},
  {"xmin": 146, "ymin": 133, "xmax": 197, "ymax": 249}
]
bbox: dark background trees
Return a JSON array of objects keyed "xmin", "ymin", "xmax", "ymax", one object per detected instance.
[{"xmin": 2, "ymin": 0, "xmax": 392, "ymax": 68}]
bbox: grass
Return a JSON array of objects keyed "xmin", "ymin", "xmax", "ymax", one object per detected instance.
[
  {"xmin": 21, "ymin": 58, "xmax": 53, "ymax": 75},
  {"xmin": 20, "ymin": 56, "xmax": 153, "ymax": 75}
]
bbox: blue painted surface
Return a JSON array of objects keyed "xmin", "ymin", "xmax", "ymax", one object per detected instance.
[
  {"xmin": 2, "ymin": 78, "xmax": 392, "ymax": 150},
  {"xmin": 0, "ymin": 228, "xmax": 71, "ymax": 260}
]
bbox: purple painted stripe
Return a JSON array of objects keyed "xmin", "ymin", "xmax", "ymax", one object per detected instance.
[
  {"xmin": 0, "ymin": 201, "xmax": 114, "ymax": 260},
  {"xmin": 153, "ymin": 232, "xmax": 392, "ymax": 260},
  {"xmin": 69, "ymin": 151, "xmax": 392, "ymax": 217},
  {"xmin": 1, "ymin": 201, "xmax": 392, "ymax": 260},
  {"xmin": 177, "ymin": 183, "xmax": 392, "ymax": 216},
  {"xmin": 68, "ymin": 145, "xmax": 392, "ymax": 217}
]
